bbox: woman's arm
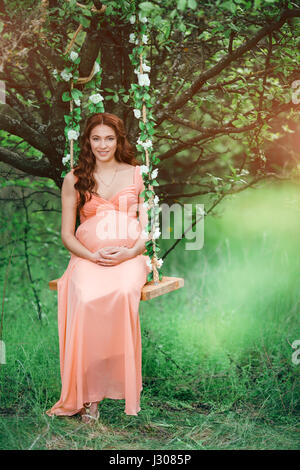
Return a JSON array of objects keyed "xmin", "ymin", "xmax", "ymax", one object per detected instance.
[{"xmin": 60, "ymin": 171, "xmax": 95, "ymax": 261}]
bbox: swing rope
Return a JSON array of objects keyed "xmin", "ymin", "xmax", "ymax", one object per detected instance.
[{"xmin": 63, "ymin": 3, "xmax": 160, "ymax": 284}]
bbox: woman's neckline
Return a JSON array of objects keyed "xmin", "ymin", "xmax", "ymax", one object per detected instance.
[{"xmin": 92, "ymin": 165, "xmax": 137, "ymax": 201}]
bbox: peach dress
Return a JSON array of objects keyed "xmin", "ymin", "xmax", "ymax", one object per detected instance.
[{"xmin": 46, "ymin": 165, "xmax": 151, "ymax": 417}]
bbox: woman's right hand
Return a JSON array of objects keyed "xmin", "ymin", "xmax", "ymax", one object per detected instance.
[{"xmin": 89, "ymin": 247, "xmax": 121, "ymax": 266}]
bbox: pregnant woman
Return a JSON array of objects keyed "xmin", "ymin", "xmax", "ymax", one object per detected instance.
[{"xmin": 46, "ymin": 112, "xmax": 151, "ymax": 423}]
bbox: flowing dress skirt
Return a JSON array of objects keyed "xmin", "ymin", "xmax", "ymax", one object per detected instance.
[{"xmin": 46, "ymin": 201, "xmax": 150, "ymax": 417}]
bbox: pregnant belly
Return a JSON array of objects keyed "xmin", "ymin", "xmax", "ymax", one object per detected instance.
[{"xmin": 75, "ymin": 210, "xmax": 142, "ymax": 252}]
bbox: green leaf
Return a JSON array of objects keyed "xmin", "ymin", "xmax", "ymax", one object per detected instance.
[
  {"xmin": 64, "ymin": 115, "xmax": 72, "ymax": 124},
  {"xmin": 139, "ymin": 2, "xmax": 156, "ymax": 13},
  {"xmin": 187, "ymin": 0, "xmax": 197, "ymax": 9},
  {"xmin": 177, "ymin": 0, "xmax": 187, "ymax": 11},
  {"xmin": 71, "ymin": 88, "xmax": 82, "ymax": 100},
  {"xmin": 78, "ymin": 15, "xmax": 90, "ymax": 28},
  {"xmin": 221, "ymin": 1, "xmax": 237, "ymax": 14},
  {"xmin": 62, "ymin": 91, "xmax": 71, "ymax": 102}
]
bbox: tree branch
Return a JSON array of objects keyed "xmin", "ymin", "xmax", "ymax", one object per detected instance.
[
  {"xmin": 154, "ymin": 8, "xmax": 300, "ymax": 125},
  {"xmin": 0, "ymin": 104, "xmax": 52, "ymax": 155},
  {"xmin": 0, "ymin": 146, "xmax": 53, "ymax": 178},
  {"xmin": 158, "ymin": 121, "xmax": 260, "ymax": 161}
]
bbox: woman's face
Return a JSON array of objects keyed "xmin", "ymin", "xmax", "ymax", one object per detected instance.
[{"xmin": 89, "ymin": 124, "xmax": 118, "ymax": 163}]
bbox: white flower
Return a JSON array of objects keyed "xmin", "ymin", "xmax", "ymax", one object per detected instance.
[
  {"xmin": 146, "ymin": 258, "xmax": 153, "ymax": 270},
  {"xmin": 69, "ymin": 51, "xmax": 78, "ymax": 62},
  {"xmin": 153, "ymin": 228, "xmax": 161, "ymax": 239},
  {"xmin": 67, "ymin": 130, "xmax": 79, "ymax": 141},
  {"xmin": 153, "ymin": 195, "xmax": 159, "ymax": 205},
  {"xmin": 74, "ymin": 98, "xmax": 81, "ymax": 106},
  {"xmin": 142, "ymin": 63, "xmax": 151, "ymax": 73},
  {"xmin": 142, "ymin": 34, "xmax": 148, "ymax": 44},
  {"xmin": 93, "ymin": 61, "xmax": 100, "ymax": 76},
  {"xmin": 61, "ymin": 69, "xmax": 72, "ymax": 82},
  {"xmin": 129, "ymin": 33, "xmax": 139, "ymax": 44},
  {"xmin": 137, "ymin": 138, "xmax": 152, "ymax": 149},
  {"xmin": 133, "ymin": 108, "xmax": 141, "ymax": 119},
  {"xmin": 157, "ymin": 258, "xmax": 163, "ymax": 268},
  {"xmin": 139, "ymin": 14, "xmax": 148, "ymax": 23},
  {"xmin": 138, "ymin": 73, "xmax": 150, "ymax": 86},
  {"xmin": 89, "ymin": 93, "xmax": 104, "ymax": 104},
  {"xmin": 140, "ymin": 164, "xmax": 149, "ymax": 175},
  {"xmin": 52, "ymin": 68, "xmax": 58, "ymax": 77},
  {"xmin": 143, "ymin": 139, "xmax": 152, "ymax": 149},
  {"xmin": 62, "ymin": 153, "xmax": 70, "ymax": 165},
  {"xmin": 129, "ymin": 15, "xmax": 136, "ymax": 24},
  {"xmin": 151, "ymin": 168, "xmax": 158, "ymax": 179}
]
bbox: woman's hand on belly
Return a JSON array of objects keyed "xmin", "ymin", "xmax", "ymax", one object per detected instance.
[{"xmin": 90, "ymin": 246, "xmax": 136, "ymax": 266}]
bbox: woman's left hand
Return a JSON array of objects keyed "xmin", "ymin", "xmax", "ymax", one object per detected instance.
[{"xmin": 95, "ymin": 246, "xmax": 135, "ymax": 266}]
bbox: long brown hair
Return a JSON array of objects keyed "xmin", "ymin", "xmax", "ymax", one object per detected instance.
[{"xmin": 73, "ymin": 113, "xmax": 139, "ymax": 212}]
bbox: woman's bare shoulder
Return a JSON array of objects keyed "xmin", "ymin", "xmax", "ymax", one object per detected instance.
[{"xmin": 119, "ymin": 163, "xmax": 136, "ymax": 171}]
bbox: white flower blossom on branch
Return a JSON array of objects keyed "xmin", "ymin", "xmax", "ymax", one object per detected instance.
[
  {"xmin": 129, "ymin": 15, "xmax": 136, "ymax": 24},
  {"xmin": 69, "ymin": 51, "xmax": 78, "ymax": 62},
  {"xmin": 129, "ymin": 33, "xmax": 139, "ymax": 44},
  {"xmin": 61, "ymin": 69, "xmax": 72, "ymax": 81},
  {"xmin": 154, "ymin": 195, "xmax": 159, "ymax": 205},
  {"xmin": 137, "ymin": 138, "xmax": 152, "ymax": 149},
  {"xmin": 67, "ymin": 130, "xmax": 79, "ymax": 141},
  {"xmin": 140, "ymin": 165, "xmax": 149, "ymax": 175},
  {"xmin": 139, "ymin": 14, "xmax": 148, "ymax": 23},
  {"xmin": 133, "ymin": 109, "xmax": 141, "ymax": 119},
  {"xmin": 62, "ymin": 153, "xmax": 71, "ymax": 165},
  {"xmin": 142, "ymin": 63, "xmax": 151, "ymax": 73},
  {"xmin": 153, "ymin": 228, "xmax": 161, "ymax": 239},
  {"xmin": 138, "ymin": 73, "xmax": 150, "ymax": 86},
  {"xmin": 151, "ymin": 168, "xmax": 158, "ymax": 179},
  {"xmin": 89, "ymin": 93, "xmax": 104, "ymax": 104}
]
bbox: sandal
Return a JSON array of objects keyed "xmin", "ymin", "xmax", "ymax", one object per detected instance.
[{"xmin": 81, "ymin": 402, "xmax": 99, "ymax": 423}]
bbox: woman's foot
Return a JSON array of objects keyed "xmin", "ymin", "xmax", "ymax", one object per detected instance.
[{"xmin": 80, "ymin": 401, "xmax": 99, "ymax": 424}]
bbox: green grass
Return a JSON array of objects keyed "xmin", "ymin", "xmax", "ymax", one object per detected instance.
[{"xmin": 0, "ymin": 180, "xmax": 299, "ymax": 449}]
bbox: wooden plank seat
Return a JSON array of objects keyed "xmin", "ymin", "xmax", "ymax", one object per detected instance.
[{"xmin": 49, "ymin": 276, "xmax": 184, "ymax": 301}]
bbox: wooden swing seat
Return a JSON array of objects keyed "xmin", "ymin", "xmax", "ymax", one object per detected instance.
[{"xmin": 49, "ymin": 276, "xmax": 184, "ymax": 301}]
